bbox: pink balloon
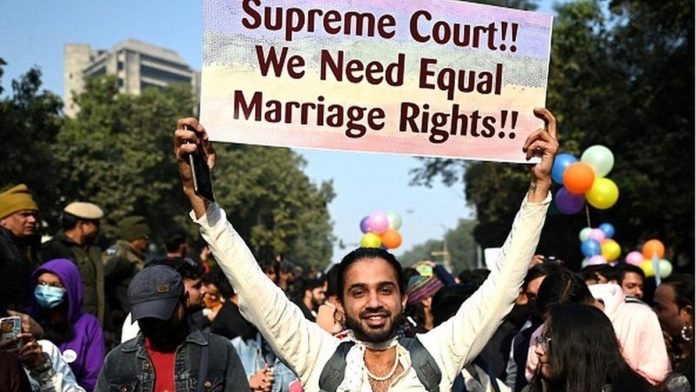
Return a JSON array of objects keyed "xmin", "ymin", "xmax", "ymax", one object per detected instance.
[
  {"xmin": 367, "ymin": 211, "xmax": 389, "ymax": 234},
  {"xmin": 625, "ymin": 251, "xmax": 644, "ymax": 266},
  {"xmin": 588, "ymin": 228, "xmax": 606, "ymax": 242},
  {"xmin": 587, "ymin": 255, "xmax": 607, "ymax": 266}
]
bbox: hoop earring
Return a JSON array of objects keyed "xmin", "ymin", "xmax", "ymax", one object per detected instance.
[
  {"xmin": 333, "ymin": 309, "xmax": 345, "ymax": 326},
  {"xmin": 681, "ymin": 325, "xmax": 693, "ymax": 342}
]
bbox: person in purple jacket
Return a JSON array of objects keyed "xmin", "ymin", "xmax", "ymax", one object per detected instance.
[{"xmin": 29, "ymin": 258, "xmax": 105, "ymax": 391}]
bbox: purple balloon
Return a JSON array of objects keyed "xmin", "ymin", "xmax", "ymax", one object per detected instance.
[
  {"xmin": 359, "ymin": 216, "xmax": 370, "ymax": 234},
  {"xmin": 555, "ymin": 187, "xmax": 585, "ymax": 214},
  {"xmin": 367, "ymin": 211, "xmax": 389, "ymax": 234}
]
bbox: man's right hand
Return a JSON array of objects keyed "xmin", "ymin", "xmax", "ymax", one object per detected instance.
[
  {"xmin": 249, "ymin": 365, "xmax": 274, "ymax": 392},
  {"xmin": 173, "ymin": 118, "xmax": 216, "ymax": 218}
]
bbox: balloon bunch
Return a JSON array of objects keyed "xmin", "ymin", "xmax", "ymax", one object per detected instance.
[
  {"xmin": 579, "ymin": 223, "xmax": 621, "ymax": 266},
  {"xmin": 359, "ymin": 211, "xmax": 403, "ymax": 249},
  {"xmin": 624, "ymin": 239, "xmax": 673, "ymax": 279},
  {"xmin": 552, "ymin": 145, "xmax": 619, "ymax": 214}
]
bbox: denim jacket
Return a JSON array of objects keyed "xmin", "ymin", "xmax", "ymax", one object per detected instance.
[
  {"xmin": 95, "ymin": 327, "xmax": 249, "ymax": 392},
  {"xmin": 231, "ymin": 333, "xmax": 299, "ymax": 392}
]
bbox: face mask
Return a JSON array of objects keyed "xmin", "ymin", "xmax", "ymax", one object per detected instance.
[{"xmin": 34, "ymin": 285, "xmax": 66, "ymax": 309}]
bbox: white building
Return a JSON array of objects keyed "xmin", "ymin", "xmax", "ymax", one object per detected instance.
[{"xmin": 64, "ymin": 39, "xmax": 199, "ymax": 117}]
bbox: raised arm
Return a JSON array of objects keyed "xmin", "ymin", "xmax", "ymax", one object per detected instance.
[
  {"xmin": 420, "ymin": 108, "xmax": 558, "ymax": 382},
  {"xmin": 173, "ymin": 120, "xmax": 338, "ymax": 386}
]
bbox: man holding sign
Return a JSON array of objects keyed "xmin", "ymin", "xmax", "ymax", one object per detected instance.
[{"xmin": 173, "ymin": 106, "xmax": 557, "ymax": 391}]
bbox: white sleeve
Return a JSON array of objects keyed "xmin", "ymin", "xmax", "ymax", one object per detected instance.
[
  {"xmin": 419, "ymin": 193, "xmax": 550, "ymax": 384},
  {"xmin": 193, "ymin": 204, "xmax": 339, "ymax": 389},
  {"xmin": 33, "ymin": 340, "xmax": 85, "ymax": 392}
]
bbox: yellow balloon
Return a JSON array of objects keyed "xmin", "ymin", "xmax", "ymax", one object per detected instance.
[
  {"xmin": 586, "ymin": 178, "xmax": 619, "ymax": 209},
  {"xmin": 360, "ymin": 233, "xmax": 381, "ymax": 248},
  {"xmin": 640, "ymin": 260, "xmax": 655, "ymax": 277},
  {"xmin": 601, "ymin": 239, "xmax": 621, "ymax": 262}
]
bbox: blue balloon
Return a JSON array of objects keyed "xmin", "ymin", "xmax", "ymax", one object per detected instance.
[
  {"xmin": 581, "ymin": 239, "xmax": 601, "ymax": 257},
  {"xmin": 599, "ymin": 222, "xmax": 616, "ymax": 238},
  {"xmin": 551, "ymin": 153, "xmax": 578, "ymax": 185}
]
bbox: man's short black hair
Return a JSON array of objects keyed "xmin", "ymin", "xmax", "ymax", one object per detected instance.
[
  {"xmin": 61, "ymin": 212, "xmax": 98, "ymax": 231},
  {"xmin": 336, "ymin": 247, "xmax": 405, "ymax": 301},
  {"xmin": 147, "ymin": 257, "xmax": 202, "ymax": 281},
  {"xmin": 299, "ymin": 276, "xmax": 326, "ymax": 294},
  {"xmin": 615, "ymin": 263, "xmax": 645, "ymax": 283},
  {"xmin": 163, "ymin": 229, "xmax": 188, "ymax": 253},
  {"xmin": 524, "ymin": 262, "xmax": 563, "ymax": 289},
  {"xmin": 205, "ymin": 266, "xmax": 235, "ymax": 299}
]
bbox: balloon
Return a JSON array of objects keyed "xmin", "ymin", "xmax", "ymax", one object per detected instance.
[
  {"xmin": 588, "ymin": 228, "xmax": 606, "ymax": 242},
  {"xmin": 581, "ymin": 239, "xmax": 601, "ymax": 257},
  {"xmin": 359, "ymin": 216, "xmax": 370, "ymax": 234},
  {"xmin": 367, "ymin": 211, "xmax": 389, "ymax": 234},
  {"xmin": 658, "ymin": 259, "xmax": 673, "ymax": 278},
  {"xmin": 387, "ymin": 212, "xmax": 402, "ymax": 230},
  {"xmin": 625, "ymin": 251, "xmax": 644, "ymax": 266},
  {"xmin": 360, "ymin": 233, "xmax": 382, "ymax": 248},
  {"xmin": 555, "ymin": 187, "xmax": 586, "ymax": 214},
  {"xmin": 581, "ymin": 145, "xmax": 615, "ymax": 178},
  {"xmin": 601, "ymin": 239, "xmax": 621, "ymax": 262},
  {"xmin": 380, "ymin": 229, "xmax": 402, "ymax": 249},
  {"xmin": 587, "ymin": 255, "xmax": 607, "ymax": 266},
  {"xmin": 599, "ymin": 222, "xmax": 616, "ymax": 238},
  {"xmin": 586, "ymin": 178, "xmax": 619, "ymax": 209},
  {"xmin": 579, "ymin": 227, "xmax": 592, "ymax": 242},
  {"xmin": 580, "ymin": 257, "xmax": 591, "ymax": 269},
  {"xmin": 640, "ymin": 260, "xmax": 654, "ymax": 277},
  {"xmin": 563, "ymin": 162, "xmax": 595, "ymax": 194},
  {"xmin": 551, "ymin": 153, "xmax": 578, "ymax": 184},
  {"xmin": 642, "ymin": 239, "xmax": 665, "ymax": 259}
]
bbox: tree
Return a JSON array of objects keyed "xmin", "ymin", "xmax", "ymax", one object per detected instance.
[
  {"xmin": 212, "ymin": 144, "xmax": 335, "ymax": 270},
  {"xmin": 399, "ymin": 218, "xmax": 478, "ymax": 274},
  {"xmin": 412, "ymin": 0, "xmax": 695, "ymax": 270},
  {"xmin": 54, "ymin": 75, "xmax": 335, "ymax": 268},
  {"xmin": 0, "ymin": 59, "xmax": 64, "ymax": 216},
  {"xmin": 54, "ymin": 76, "xmax": 194, "ymax": 242}
]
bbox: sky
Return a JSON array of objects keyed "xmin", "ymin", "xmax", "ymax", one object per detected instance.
[{"xmin": 1, "ymin": 0, "xmax": 556, "ymax": 265}]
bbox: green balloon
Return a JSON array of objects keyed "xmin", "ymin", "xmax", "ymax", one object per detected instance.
[{"xmin": 581, "ymin": 145, "xmax": 614, "ymax": 178}]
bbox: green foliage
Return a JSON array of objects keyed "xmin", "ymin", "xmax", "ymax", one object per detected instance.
[
  {"xmin": 0, "ymin": 59, "xmax": 64, "ymax": 215},
  {"xmin": 0, "ymin": 67, "xmax": 336, "ymax": 267},
  {"xmin": 399, "ymin": 218, "xmax": 478, "ymax": 274},
  {"xmin": 412, "ymin": 0, "xmax": 694, "ymax": 270},
  {"xmin": 54, "ymin": 76, "xmax": 335, "ymax": 268},
  {"xmin": 54, "ymin": 76, "xmax": 194, "ymax": 241},
  {"xmin": 212, "ymin": 144, "xmax": 335, "ymax": 269}
]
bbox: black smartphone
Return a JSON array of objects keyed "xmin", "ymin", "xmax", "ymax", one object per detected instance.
[{"xmin": 183, "ymin": 125, "xmax": 215, "ymax": 202}]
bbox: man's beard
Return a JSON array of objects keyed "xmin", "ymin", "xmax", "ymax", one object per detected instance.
[
  {"xmin": 344, "ymin": 308, "xmax": 401, "ymax": 344},
  {"xmin": 140, "ymin": 317, "xmax": 188, "ymax": 352}
]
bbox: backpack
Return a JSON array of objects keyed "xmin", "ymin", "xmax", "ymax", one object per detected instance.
[{"xmin": 318, "ymin": 337, "xmax": 441, "ymax": 392}]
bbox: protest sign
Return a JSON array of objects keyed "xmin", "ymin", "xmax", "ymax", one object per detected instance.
[{"xmin": 201, "ymin": 0, "xmax": 553, "ymax": 162}]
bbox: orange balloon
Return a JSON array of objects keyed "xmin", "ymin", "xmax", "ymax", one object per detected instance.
[
  {"xmin": 642, "ymin": 239, "xmax": 665, "ymax": 259},
  {"xmin": 563, "ymin": 162, "xmax": 596, "ymax": 194},
  {"xmin": 381, "ymin": 229, "xmax": 402, "ymax": 249}
]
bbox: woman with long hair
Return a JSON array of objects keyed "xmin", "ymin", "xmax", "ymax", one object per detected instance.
[{"xmin": 524, "ymin": 304, "xmax": 654, "ymax": 392}]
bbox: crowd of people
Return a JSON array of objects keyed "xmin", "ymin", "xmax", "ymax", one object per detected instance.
[{"xmin": 0, "ymin": 109, "xmax": 693, "ymax": 392}]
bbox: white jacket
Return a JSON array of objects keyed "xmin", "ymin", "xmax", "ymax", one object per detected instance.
[
  {"xmin": 26, "ymin": 340, "xmax": 84, "ymax": 392},
  {"xmin": 193, "ymin": 194, "xmax": 549, "ymax": 391}
]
